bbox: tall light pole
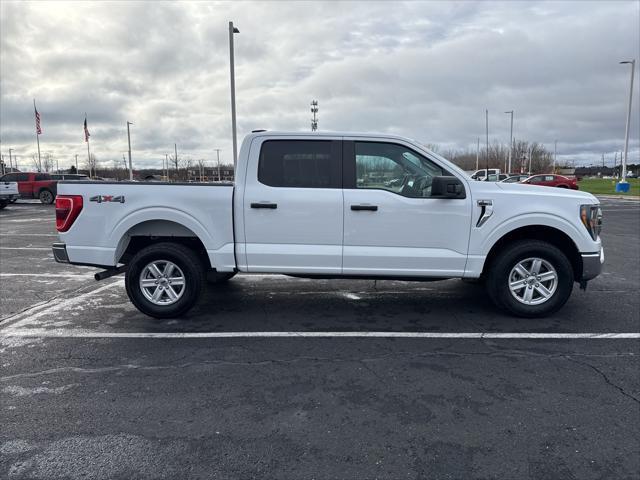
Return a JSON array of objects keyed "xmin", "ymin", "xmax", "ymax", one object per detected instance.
[
  {"xmin": 311, "ymin": 100, "xmax": 318, "ymax": 131},
  {"xmin": 126, "ymin": 121, "xmax": 133, "ymax": 180},
  {"xmin": 229, "ymin": 21, "xmax": 240, "ymax": 169},
  {"xmin": 476, "ymin": 137, "xmax": 479, "ymax": 170},
  {"xmin": 485, "ymin": 109, "xmax": 489, "ymax": 179},
  {"xmin": 8, "ymin": 148, "xmax": 13, "ymax": 171},
  {"xmin": 165, "ymin": 153, "xmax": 169, "ymax": 180},
  {"xmin": 504, "ymin": 110, "xmax": 513, "ymax": 173},
  {"xmin": 75, "ymin": 154, "xmax": 78, "ymax": 172},
  {"xmin": 619, "ymin": 59, "xmax": 635, "ymax": 186},
  {"xmin": 553, "ymin": 140, "xmax": 557, "ymax": 173}
]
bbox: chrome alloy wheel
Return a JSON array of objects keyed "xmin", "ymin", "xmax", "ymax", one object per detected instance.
[
  {"xmin": 508, "ymin": 257, "xmax": 558, "ymax": 306},
  {"xmin": 139, "ymin": 260, "xmax": 185, "ymax": 306}
]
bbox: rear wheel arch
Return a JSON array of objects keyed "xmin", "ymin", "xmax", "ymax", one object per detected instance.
[
  {"xmin": 482, "ymin": 225, "xmax": 582, "ymax": 281},
  {"xmin": 116, "ymin": 220, "xmax": 212, "ymax": 269}
]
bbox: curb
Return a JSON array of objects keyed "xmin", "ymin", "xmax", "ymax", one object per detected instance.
[{"xmin": 595, "ymin": 195, "xmax": 640, "ymax": 201}]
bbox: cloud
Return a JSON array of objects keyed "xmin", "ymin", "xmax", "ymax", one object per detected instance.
[{"xmin": 1, "ymin": 0, "xmax": 638, "ymax": 171}]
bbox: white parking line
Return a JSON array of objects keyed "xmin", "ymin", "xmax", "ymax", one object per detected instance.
[
  {"xmin": 0, "ymin": 233, "xmax": 57, "ymax": 237},
  {"xmin": 0, "ymin": 273, "xmax": 94, "ymax": 278},
  {"xmin": 0, "ymin": 247, "xmax": 51, "ymax": 250},
  {"xmin": 1, "ymin": 331, "xmax": 639, "ymax": 339}
]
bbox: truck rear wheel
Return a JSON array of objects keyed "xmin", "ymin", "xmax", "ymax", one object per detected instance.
[
  {"xmin": 39, "ymin": 189, "xmax": 54, "ymax": 204},
  {"xmin": 486, "ymin": 240, "xmax": 574, "ymax": 318},
  {"xmin": 125, "ymin": 242, "xmax": 205, "ymax": 318}
]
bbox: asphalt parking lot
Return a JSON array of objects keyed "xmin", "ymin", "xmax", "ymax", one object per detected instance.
[{"xmin": 1, "ymin": 198, "xmax": 639, "ymax": 480}]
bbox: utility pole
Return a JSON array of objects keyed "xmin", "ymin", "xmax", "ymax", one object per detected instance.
[
  {"xmin": 55, "ymin": 155, "xmax": 59, "ymax": 173},
  {"xmin": 475, "ymin": 137, "xmax": 479, "ymax": 171},
  {"xmin": 75, "ymin": 154, "xmax": 78, "ymax": 172},
  {"xmin": 614, "ymin": 152, "xmax": 618, "ymax": 177},
  {"xmin": 553, "ymin": 140, "xmax": 557, "ymax": 173},
  {"xmin": 311, "ymin": 100, "xmax": 319, "ymax": 131},
  {"xmin": 215, "ymin": 149, "xmax": 222, "ymax": 181},
  {"xmin": 126, "ymin": 121, "xmax": 133, "ymax": 180},
  {"xmin": 504, "ymin": 110, "xmax": 513, "ymax": 173},
  {"xmin": 165, "ymin": 154, "xmax": 169, "ymax": 180},
  {"xmin": 8, "ymin": 148, "xmax": 13, "ymax": 171},
  {"xmin": 528, "ymin": 145, "xmax": 533, "ymax": 174},
  {"xmin": 229, "ymin": 21, "xmax": 240, "ymax": 168},
  {"xmin": 602, "ymin": 153, "xmax": 605, "ymax": 168},
  {"xmin": 485, "ymin": 109, "xmax": 489, "ymax": 179}
]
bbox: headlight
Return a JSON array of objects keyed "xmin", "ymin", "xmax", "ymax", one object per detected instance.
[{"xmin": 580, "ymin": 204, "xmax": 602, "ymax": 240}]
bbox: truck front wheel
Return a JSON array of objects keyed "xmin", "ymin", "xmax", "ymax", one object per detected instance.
[
  {"xmin": 125, "ymin": 242, "xmax": 205, "ymax": 318},
  {"xmin": 486, "ymin": 240, "xmax": 574, "ymax": 317}
]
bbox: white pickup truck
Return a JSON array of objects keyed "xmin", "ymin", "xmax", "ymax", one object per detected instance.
[
  {"xmin": 52, "ymin": 131, "xmax": 603, "ymax": 318},
  {"xmin": 0, "ymin": 181, "xmax": 20, "ymax": 209}
]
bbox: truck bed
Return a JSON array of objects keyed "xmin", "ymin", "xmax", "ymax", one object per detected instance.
[{"xmin": 57, "ymin": 181, "xmax": 236, "ymax": 270}]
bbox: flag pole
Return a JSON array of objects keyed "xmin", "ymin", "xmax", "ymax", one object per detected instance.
[
  {"xmin": 34, "ymin": 99, "xmax": 42, "ymax": 171},
  {"xmin": 87, "ymin": 137, "xmax": 91, "ymax": 178}
]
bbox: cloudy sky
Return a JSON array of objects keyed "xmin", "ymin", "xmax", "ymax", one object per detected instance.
[{"xmin": 1, "ymin": 0, "xmax": 639, "ymax": 171}]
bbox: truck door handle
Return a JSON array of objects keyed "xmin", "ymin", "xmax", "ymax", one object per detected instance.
[
  {"xmin": 251, "ymin": 202, "xmax": 277, "ymax": 209},
  {"xmin": 351, "ymin": 205, "xmax": 378, "ymax": 211}
]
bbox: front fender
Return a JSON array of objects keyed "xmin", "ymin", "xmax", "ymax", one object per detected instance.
[{"xmin": 475, "ymin": 212, "xmax": 594, "ymax": 256}]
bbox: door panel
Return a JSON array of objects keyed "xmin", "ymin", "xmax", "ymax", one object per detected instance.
[
  {"xmin": 242, "ymin": 138, "xmax": 343, "ymax": 274},
  {"xmin": 343, "ymin": 139, "xmax": 472, "ymax": 277}
]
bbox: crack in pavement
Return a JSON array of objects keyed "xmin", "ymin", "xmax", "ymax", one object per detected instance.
[
  {"xmin": 1, "ymin": 350, "xmax": 636, "ymax": 383},
  {"xmin": 565, "ymin": 356, "xmax": 640, "ymax": 405}
]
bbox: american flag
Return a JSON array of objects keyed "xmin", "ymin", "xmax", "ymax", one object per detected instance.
[
  {"xmin": 35, "ymin": 108, "xmax": 42, "ymax": 135},
  {"xmin": 84, "ymin": 117, "xmax": 90, "ymax": 142}
]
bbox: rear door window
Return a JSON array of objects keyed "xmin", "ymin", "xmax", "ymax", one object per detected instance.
[
  {"xmin": 15, "ymin": 173, "xmax": 30, "ymax": 181},
  {"xmin": 35, "ymin": 174, "xmax": 50, "ymax": 181},
  {"xmin": 258, "ymin": 140, "xmax": 341, "ymax": 188}
]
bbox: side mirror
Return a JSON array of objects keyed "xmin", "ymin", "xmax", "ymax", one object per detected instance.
[{"xmin": 431, "ymin": 176, "xmax": 466, "ymax": 199}]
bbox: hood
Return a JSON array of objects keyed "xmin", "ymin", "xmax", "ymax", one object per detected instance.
[{"xmin": 494, "ymin": 182, "xmax": 598, "ymax": 203}]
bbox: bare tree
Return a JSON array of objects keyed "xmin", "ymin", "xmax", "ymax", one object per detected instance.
[
  {"xmin": 86, "ymin": 153, "xmax": 98, "ymax": 177},
  {"xmin": 196, "ymin": 159, "xmax": 206, "ymax": 181},
  {"xmin": 31, "ymin": 153, "xmax": 41, "ymax": 172}
]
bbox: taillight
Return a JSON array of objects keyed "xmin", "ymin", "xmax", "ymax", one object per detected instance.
[{"xmin": 55, "ymin": 195, "xmax": 83, "ymax": 232}]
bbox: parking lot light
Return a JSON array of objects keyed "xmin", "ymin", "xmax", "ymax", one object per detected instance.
[{"xmin": 618, "ymin": 59, "xmax": 635, "ymax": 192}]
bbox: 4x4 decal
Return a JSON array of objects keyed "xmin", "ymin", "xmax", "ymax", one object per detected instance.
[{"xmin": 89, "ymin": 195, "xmax": 125, "ymax": 203}]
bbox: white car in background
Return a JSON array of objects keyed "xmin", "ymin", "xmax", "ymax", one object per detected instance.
[{"xmin": 0, "ymin": 181, "xmax": 19, "ymax": 209}]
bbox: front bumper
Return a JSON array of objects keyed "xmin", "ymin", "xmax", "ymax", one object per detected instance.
[
  {"xmin": 581, "ymin": 247, "xmax": 604, "ymax": 281},
  {"xmin": 52, "ymin": 242, "xmax": 69, "ymax": 263}
]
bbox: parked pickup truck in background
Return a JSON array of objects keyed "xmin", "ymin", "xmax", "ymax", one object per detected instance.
[
  {"xmin": 0, "ymin": 181, "xmax": 20, "ymax": 209},
  {"xmin": 52, "ymin": 131, "xmax": 604, "ymax": 318},
  {"xmin": 0, "ymin": 172, "xmax": 58, "ymax": 204}
]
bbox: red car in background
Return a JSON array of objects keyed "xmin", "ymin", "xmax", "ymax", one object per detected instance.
[
  {"xmin": 521, "ymin": 174, "xmax": 579, "ymax": 190},
  {"xmin": 0, "ymin": 172, "xmax": 58, "ymax": 204}
]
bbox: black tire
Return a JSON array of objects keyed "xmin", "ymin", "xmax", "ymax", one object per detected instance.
[
  {"xmin": 486, "ymin": 240, "xmax": 574, "ymax": 318},
  {"xmin": 0, "ymin": 200, "xmax": 7, "ymax": 210},
  {"xmin": 207, "ymin": 271, "xmax": 236, "ymax": 284},
  {"xmin": 9, "ymin": 198, "xmax": 17, "ymax": 203},
  {"xmin": 125, "ymin": 242, "xmax": 206, "ymax": 318},
  {"xmin": 39, "ymin": 189, "xmax": 54, "ymax": 204}
]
